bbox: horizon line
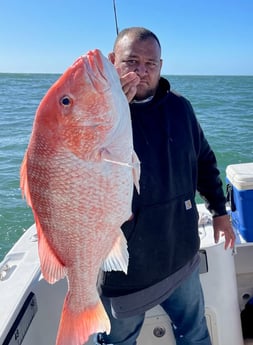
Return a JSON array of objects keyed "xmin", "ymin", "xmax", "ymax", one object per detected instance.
[{"xmin": 0, "ymin": 72, "xmax": 252, "ymax": 77}]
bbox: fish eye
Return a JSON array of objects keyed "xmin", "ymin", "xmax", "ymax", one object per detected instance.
[{"xmin": 60, "ymin": 96, "xmax": 72, "ymax": 106}]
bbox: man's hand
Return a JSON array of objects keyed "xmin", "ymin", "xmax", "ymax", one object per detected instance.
[
  {"xmin": 117, "ymin": 70, "xmax": 140, "ymax": 102},
  {"xmin": 213, "ymin": 214, "xmax": 236, "ymax": 249}
]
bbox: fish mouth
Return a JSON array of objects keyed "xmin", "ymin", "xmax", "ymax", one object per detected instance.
[{"xmin": 81, "ymin": 49, "xmax": 111, "ymax": 93}]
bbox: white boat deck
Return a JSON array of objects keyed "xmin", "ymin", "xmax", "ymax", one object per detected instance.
[{"xmin": 0, "ymin": 206, "xmax": 253, "ymax": 345}]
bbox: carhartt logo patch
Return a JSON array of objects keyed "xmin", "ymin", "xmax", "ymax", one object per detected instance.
[{"xmin": 185, "ymin": 200, "xmax": 192, "ymax": 210}]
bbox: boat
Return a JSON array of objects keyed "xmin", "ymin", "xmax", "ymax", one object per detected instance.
[{"xmin": 1, "ymin": 163, "xmax": 253, "ymax": 345}]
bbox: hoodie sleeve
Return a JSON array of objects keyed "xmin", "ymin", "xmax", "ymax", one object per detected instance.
[
  {"xmin": 196, "ymin": 124, "xmax": 227, "ymax": 217},
  {"xmin": 182, "ymin": 97, "xmax": 227, "ymax": 217}
]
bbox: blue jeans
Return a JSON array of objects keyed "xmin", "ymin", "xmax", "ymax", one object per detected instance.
[{"xmin": 97, "ymin": 267, "xmax": 212, "ymax": 345}]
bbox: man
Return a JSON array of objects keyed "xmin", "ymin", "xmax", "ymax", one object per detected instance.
[{"xmin": 96, "ymin": 27, "xmax": 235, "ymax": 345}]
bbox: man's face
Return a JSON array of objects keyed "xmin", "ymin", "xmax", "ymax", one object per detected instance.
[{"xmin": 111, "ymin": 36, "xmax": 162, "ymax": 100}]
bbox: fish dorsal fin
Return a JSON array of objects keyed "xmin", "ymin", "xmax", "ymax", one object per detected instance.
[
  {"xmin": 35, "ymin": 215, "xmax": 66, "ymax": 283},
  {"xmin": 20, "ymin": 152, "xmax": 33, "ymax": 207},
  {"xmin": 102, "ymin": 230, "xmax": 129, "ymax": 274},
  {"xmin": 20, "ymin": 152, "xmax": 66, "ymax": 283}
]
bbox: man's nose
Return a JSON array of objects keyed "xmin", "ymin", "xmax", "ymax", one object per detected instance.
[{"xmin": 134, "ymin": 64, "xmax": 147, "ymax": 76}]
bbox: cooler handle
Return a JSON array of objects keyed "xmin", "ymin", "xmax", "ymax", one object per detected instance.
[{"xmin": 226, "ymin": 183, "xmax": 236, "ymax": 212}]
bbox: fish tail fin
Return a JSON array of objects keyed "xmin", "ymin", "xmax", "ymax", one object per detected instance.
[
  {"xmin": 56, "ymin": 296, "xmax": 110, "ymax": 345},
  {"xmin": 102, "ymin": 230, "xmax": 129, "ymax": 274},
  {"xmin": 36, "ymin": 217, "xmax": 66, "ymax": 283}
]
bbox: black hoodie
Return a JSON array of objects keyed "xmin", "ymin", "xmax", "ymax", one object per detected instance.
[{"xmin": 99, "ymin": 77, "xmax": 227, "ymax": 297}]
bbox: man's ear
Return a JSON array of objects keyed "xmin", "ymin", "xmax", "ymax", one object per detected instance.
[{"xmin": 108, "ymin": 52, "xmax": 115, "ymax": 64}]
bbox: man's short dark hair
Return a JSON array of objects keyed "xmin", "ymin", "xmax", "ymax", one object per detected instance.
[{"xmin": 113, "ymin": 27, "xmax": 161, "ymax": 51}]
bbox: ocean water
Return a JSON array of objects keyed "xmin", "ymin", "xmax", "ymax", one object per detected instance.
[{"xmin": 0, "ymin": 74, "xmax": 252, "ymax": 261}]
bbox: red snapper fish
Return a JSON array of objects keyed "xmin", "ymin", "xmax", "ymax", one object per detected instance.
[{"xmin": 20, "ymin": 49, "xmax": 140, "ymax": 345}]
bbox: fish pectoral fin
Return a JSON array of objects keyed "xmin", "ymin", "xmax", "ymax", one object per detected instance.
[
  {"xmin": 56, "ymin": 297, "xmax": 110, "ymax": 345},
  {"xmin": 102, "ymin": 231, "xmax": 129, "ymax": 274},
  {"xmin": 132, "ymin": 151, "xmax": 141, "ymax": 194},
  {"xmin": 35, "ymin": 216, "xmax": 66, "ymax": 284}
]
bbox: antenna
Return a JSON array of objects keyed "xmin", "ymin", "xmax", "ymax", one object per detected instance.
[{"xmin": 113, "ymin": 0, "xmax": 119, "ymax": 35}]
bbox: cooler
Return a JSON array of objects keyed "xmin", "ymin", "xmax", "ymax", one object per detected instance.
[{"xmin": 226, "ymin": 162, "xmax": 253, "ymax": 242}]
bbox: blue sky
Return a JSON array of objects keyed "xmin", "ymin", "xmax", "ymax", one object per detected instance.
[{"xmin": 1, "ymin": 0, "xmax": 252, "ymax": 75}]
